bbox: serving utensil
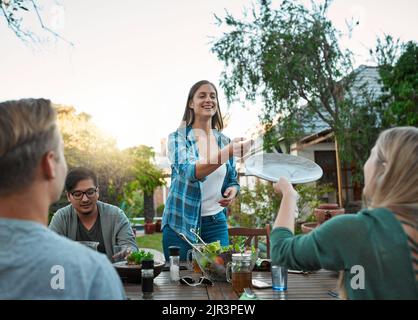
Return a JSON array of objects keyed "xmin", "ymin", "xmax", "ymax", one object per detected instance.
[
  {"xmin": 178, "ymin": 232, "xmax": 203, "ymax": 253},
  {"xmin": 190, "ymin": 228, "xmax": 207, "ymax": 246}
]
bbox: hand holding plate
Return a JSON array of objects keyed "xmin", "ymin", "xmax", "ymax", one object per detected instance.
[
  {"xmin": 231, "ymin": 138, "xmax": 253, "ymax": 158},
  {"xmin": 273, "ymin": 177, "xmax": 297, "ymax": 197}
]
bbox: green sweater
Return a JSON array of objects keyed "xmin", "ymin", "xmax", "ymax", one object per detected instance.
[{"xmin": 270, "ymin": 208, "xmax": 418, "ymax": 300}]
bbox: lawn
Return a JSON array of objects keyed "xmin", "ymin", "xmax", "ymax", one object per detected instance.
[{"xmin": 136, "ymin": 232, "xmax": 163, "ymax": 252}]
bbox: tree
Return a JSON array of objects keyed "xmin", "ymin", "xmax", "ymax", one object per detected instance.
[
  {"xmin": 213, "ymin": 0, "xmax": 353, "ymax": 132},
  {"xmin": 376, "ymin": 40, "xmax": 418, "ymax": 127},
  {"xmin": 0, "ymin": 0, "xmax": 72, "ymax": 45},
  {"xmin": 229, "ymin": 180, "xmax": 333, "ymax": 230},
  {"xmin": 127, "ymin": 146, "xmax": 166, "ymax": 223},
  {"xmin": 55, "ymin": 105, "xmax": 132, "ymax": 206},
  {"xmin": 54, "ymin": 105, "xmax": 166, "ymax": 223},
  {"xmin": 211, "ymin": 0, "xmax": 386, "ymax": 183}
]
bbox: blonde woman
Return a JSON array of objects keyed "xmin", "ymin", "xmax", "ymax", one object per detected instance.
[{"xmin": 270, "ymin": 127, "xmax": 418, "ymax": 299}]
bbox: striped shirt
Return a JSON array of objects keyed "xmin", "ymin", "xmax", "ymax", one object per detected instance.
[{"xmin": 161, "ymin": 126, "xmax": 240, "ymax": 242}]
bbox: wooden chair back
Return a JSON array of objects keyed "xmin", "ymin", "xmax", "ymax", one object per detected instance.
[{"xmin": 228, "ymin": 224, "xmax": 271, "ymax": 258}]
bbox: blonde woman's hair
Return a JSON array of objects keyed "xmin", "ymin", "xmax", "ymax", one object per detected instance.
[
  {"xmin": 368, "ymin": 126, "xmax": 418, "ymax": 215},
  {"xmin": 0, "ymin": 98, "xmax": 59, "ymax": 196},
  {"xmin": 338, "ymin": 126, "xmax": 418, "ymax": 300}
]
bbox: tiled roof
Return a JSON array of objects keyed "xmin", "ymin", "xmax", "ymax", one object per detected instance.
[
  {"xmin": 351, "ymin": 65, "xmax": 383, "ymax": 97},
  {"xmin": 298, "ymin": 65, "xmax": 383, "ymax": 135}
]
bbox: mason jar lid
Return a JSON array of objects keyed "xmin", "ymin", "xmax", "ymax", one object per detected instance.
[{"xmin": 232, "ymin": 253, "xmax": 251, "ymax": 261}]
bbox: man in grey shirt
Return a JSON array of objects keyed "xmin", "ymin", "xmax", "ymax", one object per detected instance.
[
  {"xmin": 49, "ymin": 167, "xmax": 138, "ymax": 261},
  {"xmin": 0, "ymin": 98, "xmax": 126, "ymax": 299}
]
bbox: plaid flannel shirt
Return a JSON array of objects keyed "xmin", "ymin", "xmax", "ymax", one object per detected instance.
[{"xmin": 161, "ymin": 126, "xmax": 240, "ymax": 242}]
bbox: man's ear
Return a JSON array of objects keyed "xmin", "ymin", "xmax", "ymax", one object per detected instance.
[
  {"xmin": 41, "ymin": 150, "xmax": 57, "ymax": 180},
  {"xmin": 66, "ymin": 191, "xmax": 71, "ymax": 202}
]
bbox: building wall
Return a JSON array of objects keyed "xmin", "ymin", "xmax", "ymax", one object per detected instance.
[
  {"xmin": 290, "ymin": 141, "xmax": 337, "ymax": 204},
  {"xmin": 290, "ymin": 142, "xmax": 335, "ymax": 160}
]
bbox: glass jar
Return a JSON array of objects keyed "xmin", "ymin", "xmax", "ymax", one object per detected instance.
[
  {"xmin": 226, "ymin": 253, "xmax": 252, "ymax": 295},
  {"xmin": 141, "ymin": 259, "xmax": 154, "ymax": 299},
  {"xmin": 186, "ymin": 244, "xmax": 204, "ymax": 273},
  {"xmin": 169, "ymin": 246, "xmax": 180, "ymax": 282}
]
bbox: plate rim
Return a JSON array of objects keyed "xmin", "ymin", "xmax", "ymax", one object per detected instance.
[
  {"xmin": 112, "ymin": 260, "xmax": 165, "ymax": 268},
  {"xmin": 244, "ymin": 153, "xmax": 323, "ymax": 183}
]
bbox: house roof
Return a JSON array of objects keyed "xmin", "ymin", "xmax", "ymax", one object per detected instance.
[
  {"xmin": 297, "ymin": 65, "xmax": 383, "ymax": 137},
  {"xmin": 242, "ymin": 66, "xmax": 383, "ymax": 151},
  {"xmin": 350, "ymin": 65, "xmax": 383, "ymax": 99},
  {"xmin": 299, "ymin": 128, "xmax": 333, "ymax": 144}
]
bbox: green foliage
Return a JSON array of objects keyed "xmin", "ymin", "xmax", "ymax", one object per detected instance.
[
  {"xmin": 295, "ymin": 183, "xmax": 335, "ymax": 222},
  {"xmin": 128, "ymin": 146, "xmax": 166, "ymax": 196},
  {"xmin": 336, "ymin": 93, "xmax": 385, "ymax": 182},
  {"xmin": 126, "ymin": 250, "xmax": 154, "ymax": 265},
  {"xmin": 212, "ymin": 0, "xmax": 412, "ymax": 185},
  {"xmin": 227, "ymin": 237, "xmax": 257, "ymax": 254},
  {"xmin": 228, "ymin": 237, "xmax": 247, "ymax": 252},
  {"xmin": 202, "ymin": 240, "xmax": 255, "ymax": 255},
  {"xmin": 55, "ymin": 105, "xmax": 165, "ymax": 221},
  {"xmin": 377, "ymin": 41, "xmax": 418, "ymax": 127},
  {"xmin": 202, "ymin": 241, "xmax": 224, "ymax": 254},
  {"xmin": 119, "ymin": 180, "xmax": 144, "ymax": 218},
  {"xmin": 212, "ymin": 0, "xmax": 354, "ymax": 133},
  {"xmin": 156, "ymin": 204, "xmax": 165, "ymax": 216},
  {"xmin": 228, "ymin": 208, "xmax": 256, "ymax": 229},
  {"xmin": 229, "ymin": 181, "xmax": 334, "ymax": 228},
  {"xmin": 229, "ymin": 181, "xmax": 280, "ymax": 228},
  {"xmin": 371, "ymin": 34, "xmax": 403, "ymax": 67},
  {"xmin": 126, "ymin": 146, "xmax": 166, "ymax": 223},
  {"xmin": 56, "ymin": 105, "xmax": 133, "ymax": 207}
]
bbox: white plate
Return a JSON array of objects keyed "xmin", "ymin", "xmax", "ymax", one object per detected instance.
[{"xmin": 244, "ymin": 153, "xmax": 323, "ymax": 184}]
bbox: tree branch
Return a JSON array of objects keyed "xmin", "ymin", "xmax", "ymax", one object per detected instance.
[
  {"xmin": 298, "ymin": 87, "xmax": 333, "ymax": 129},
  {"xmin": 0, "ymin": 2, "xmax": 36, "ymax": 44},
  {"xmin": 30, "ymin": 0, "xmax": 74, "ymax": 46},
  {"xmin": 322, "ymin": 40, "xmax": 341, "ymax": 117}
]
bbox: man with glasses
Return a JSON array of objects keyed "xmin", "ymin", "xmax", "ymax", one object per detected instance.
[{"xmin": 49, "ymin": 167, "xmax": 138, "ymax": 261}]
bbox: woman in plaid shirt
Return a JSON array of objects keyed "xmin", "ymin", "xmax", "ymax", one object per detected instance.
[{"xmin": 161, "ymin": 80, "xmax": 252, "ymax": 260}]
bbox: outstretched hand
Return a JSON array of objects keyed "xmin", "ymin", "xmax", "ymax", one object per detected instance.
[
  {"xmin": 218, "ymin": 187, "xmax": 238, "ymax": 207},
  {"xmin": 231, "ymin": 138, "xmax": 253, "ymax": 158}
]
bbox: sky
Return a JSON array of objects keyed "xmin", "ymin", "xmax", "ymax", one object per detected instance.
[{"xmin": 1, "ymin": 0, "xmax": 417, "ymax": 152}]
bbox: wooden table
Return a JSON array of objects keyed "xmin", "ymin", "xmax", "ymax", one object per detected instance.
[{"xmin": 124, "ymin": 269, "xmax": 339, "ymax": 300}]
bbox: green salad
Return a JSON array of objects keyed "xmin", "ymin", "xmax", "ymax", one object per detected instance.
[
  {"xmin": 202, "ymin": 240, "xmax": 256, "ymax": 255},
  {"xmin": 195, "ymin": 240, "xmax": 258, "ymax": 282},
  {"xmin": 126, "ymin": 250, "xmax": 154, "ymax": 265}
]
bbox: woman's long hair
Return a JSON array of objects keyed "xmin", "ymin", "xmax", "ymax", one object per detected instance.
[
  {"xmin": 366, "ymin": 126, "xmax": 418, "ymax": 215},
  {"xmin": 338, "ymin": 126, "xmax": 418, "ymax": 299},
  {"xmin": 180, "ymin": 80, "xmax": 224, "ymax": 131}
]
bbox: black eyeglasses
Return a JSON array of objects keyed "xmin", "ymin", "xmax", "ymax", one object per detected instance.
[
  {"xmin": 179, "ymin": 276, "xmax": 213, "ymax": 287},
  {"xmin": 70, "ymin": 187, "xmax": 98, "ymax": 200}
]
